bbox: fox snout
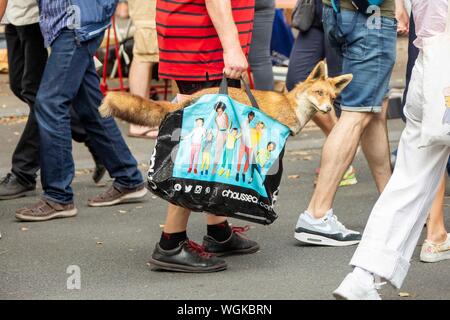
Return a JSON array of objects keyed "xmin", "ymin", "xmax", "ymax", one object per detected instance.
[{"xmin": 317, "ymin": 103, "xmax": 332, "ymax": 113}]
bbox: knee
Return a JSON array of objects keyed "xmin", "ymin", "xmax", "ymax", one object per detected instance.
[{"xmin": 339, "ymin": 112, "xmax": 373, "ymax": 133}]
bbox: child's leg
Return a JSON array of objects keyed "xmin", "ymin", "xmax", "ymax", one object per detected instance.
[
  {"xmin": 243, "ymin": 146, "xmax": 251, "ymax": 173},
  {"xmin": 204, "ymin": 152, "xmax": 210, "ymax": 171},
  {"xmin": 192, "ymin": 144, "xmax": 200, "ymax": 169},
  {"xmin": 236, "ymin": 143, "xmax": 245, "ymax": 172},
  {"xmin": 227, "ymin": 148, "xmax": 233, "ymax": 171}
]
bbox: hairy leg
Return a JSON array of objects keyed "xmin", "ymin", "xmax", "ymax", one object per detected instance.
[
  {"xmin": 360, "ymin": 99, "xmax": 392, "ymax": 193},
  {"xmin": 307, "ymin": 111, "xmax": 372, "ymax": 218}
]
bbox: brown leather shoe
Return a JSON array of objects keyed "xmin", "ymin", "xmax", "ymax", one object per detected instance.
[
  {"xmin": 88, "ymin": 184, "xmax": 147, "ymax": 207},
  {"xmin": 16, "ymin": 199, "xmax": 77, "ymax": 222}
]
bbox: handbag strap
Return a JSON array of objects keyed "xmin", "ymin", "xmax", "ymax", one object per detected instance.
[{"xmin": 219, "ymin": 76, "xmax": 260, "ymax": 109}]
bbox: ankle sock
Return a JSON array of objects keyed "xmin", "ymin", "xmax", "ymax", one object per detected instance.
[
  {"xmin": 304, "ymin": 209, "xmax": 332, "ymax": 224},
  {"xmin": 352, "ymin": 267, "xmax": 375, "ymax": 286},
  {"xmin": 207, "ymin": 220, "xmax": 232, "ymax": 242},
  {"xmin": 159, "ymin": 231, "xmax": 187, "ymax": 250}
]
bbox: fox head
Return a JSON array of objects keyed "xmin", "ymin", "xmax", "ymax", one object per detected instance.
[{"xmin": 291, "ymin": 61, "xmax": 353, "ymax": 114}]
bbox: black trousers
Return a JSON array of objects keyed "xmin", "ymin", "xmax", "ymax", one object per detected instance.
[
  {"xmin": 5, "ymin": 23, "xmax": 100, "ymax": 188},
  {"xmin": 176, "ymin": 79, "xmax": 240, "ymax": 95}
]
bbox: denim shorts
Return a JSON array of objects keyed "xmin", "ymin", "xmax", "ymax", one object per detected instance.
[{"xmin": 322, "ymin": 5, "xmax": 397, "ymax": 113}]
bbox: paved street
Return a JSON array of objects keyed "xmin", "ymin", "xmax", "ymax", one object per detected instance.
[{"xmin": 0, "ymin": 73, "xmax": 449, "ymax": 300}]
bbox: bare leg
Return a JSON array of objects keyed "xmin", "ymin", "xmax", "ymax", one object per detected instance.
[
  {"xmin": 307, "ymin": 111, "xmax": 372, "ymax": 218},
  {"xmin": 360, "ymin": 99, "xmax": 392, "ymax": 193},
  {"xmin": 313, "ymin": 111, "xmax": 337, "ymax": 137},
  {"xmin": 129, "ymin": 59, "xmax": 155, "ymax": 135},
  {"xmin": 206, "ymin": 214, "xmax": 227, "ymax": 226},
  {"xmin": 163, "ymin": 204, "xmax": 191, "ymax": 233},
  {"xmin": 426, "ymin": 174, "xmax": 448, "ymax": 243}
]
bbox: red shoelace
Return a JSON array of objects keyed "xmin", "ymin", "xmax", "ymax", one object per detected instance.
[
  {"xmin": 186, "ymin": 240, "xmax": 213, "ymax": 258},
  {"xmin": 231, "ymin": 225, "xmax": 250, "ymax": 238}
]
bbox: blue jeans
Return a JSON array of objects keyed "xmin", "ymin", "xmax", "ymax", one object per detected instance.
[
  {"xmin": 35, "ymin": 29, "xmax": 143, "ymax": 204},
  {"xmin": 322, "ymin": 5, "xmax": 397, "ymax": 113}
]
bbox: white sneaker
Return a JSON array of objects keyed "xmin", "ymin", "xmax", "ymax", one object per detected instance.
[
  {"xmin": 420, "ymin": 234, "xmax": 450, "ymax": 263},
  {"xmin": 333, "ymin": 273, "xmax": 381, "ymax": 300}
]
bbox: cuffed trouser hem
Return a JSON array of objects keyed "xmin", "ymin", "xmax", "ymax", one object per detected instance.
[
  {"xmin": 340, "ymin": 106, "xmax": 382, "ymax": 113},
  {"xmin": 350, "ymin": 244, "xmax": 410, "ymax": 289},
  {"xmin": 42, "ymin": 194, "xmax": 74, "ymax": 206}
]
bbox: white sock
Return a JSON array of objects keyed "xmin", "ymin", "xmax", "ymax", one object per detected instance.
[
  {"xmin": 304, "ymin": 209, "xmax": 333, "ymax": 224},
  {"xmin": 352, "ymin": 267, "xmax": 375, "ymax": 286}
]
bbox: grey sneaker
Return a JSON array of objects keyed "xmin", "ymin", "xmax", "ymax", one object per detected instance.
[
  {"xmin": 294, "ymin": 210, "xmax": 361, "ymax": 246},
  {"xmin": 88, "ymin": 184, "xmax": 147, "ymax": 207},
  {"xmin": 0, "ymin": 173, "xmax": 35, "ymax": 200}
]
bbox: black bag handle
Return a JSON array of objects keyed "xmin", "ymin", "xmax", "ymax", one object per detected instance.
[{"xmin": 219, "ymin": 76, "xmax": 260, "ymax": 109}]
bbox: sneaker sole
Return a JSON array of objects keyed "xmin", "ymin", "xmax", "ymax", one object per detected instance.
[
  {"xmin": 0, "ymin": 190, "xmax": 36, "ymax": 200},
  {"xmin": 213, "ymin": 244, "xmax": 260, "ymax": 257},
  {"xmin": 15, "ymin": 208, "xmax": 78, "ymax": 222},
  {"xmin": 88, "ymin": 188, "xmax": 148, "ymax": 207},
  {"xmin": 148, "ymin": 258, "xmax": 227, "ymax": 273},
  {"xmin": 332, "ymin": 291, "xmax": 348, "ymax": 300},
  {"xmin": 420, "ymin": 251, "xmax": 450, "ymax": 263},
  {"xmin": 294, "ymin": 232, "xmax": 360, "ymax": 247}
]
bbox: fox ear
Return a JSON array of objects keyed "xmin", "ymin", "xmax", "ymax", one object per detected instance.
[
  {"xmin": 306, "ymin": 61, "xmax": 327, "ymax": 82},
  {"xmin": 330, "ymin": 74, "xmax": 353, "ymax": 95}
]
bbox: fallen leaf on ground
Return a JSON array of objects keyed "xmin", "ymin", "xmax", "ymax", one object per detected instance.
[
  {"xmin": 96, "ymin": 241, "xmax": 104, "ymax": 245},
  {"xmin": 20, "ymin": 227, "xmax": 29, "ymax": 231},
  {"xmin": 398, "ymin": 292, "xmax": 411, "ymax": 297},
  {"xmin": 288, "ymin": 175, "xmax": 300, "ymax": 179}
]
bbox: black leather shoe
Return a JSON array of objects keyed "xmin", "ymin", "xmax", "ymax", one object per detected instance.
[
  {"xmin": 0, "ymin": 173, "xmax": 36, "ymax": 200},
  {"xmin": 149, "ymin": 240, "xmax": 227, "ymax": 273},
  {"xmin": 203, "ymin": 226, "xmax": 260, "ymax": 256}
]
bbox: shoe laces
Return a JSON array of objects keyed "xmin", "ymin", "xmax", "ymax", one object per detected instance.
[
  {"xmin": 325, "ymin": 213, "xmax": 345, "ymax": 230},
  {"xmin": 186, "ymin": 240, "xmax": 213, "ymax": 259},
  {"xmin": 0, "ymin": 173, "xmax": 13, "ymax": 185},
  {"xmin": 231, "ymin": 225, "xmax": 250, "ymax": 235}
]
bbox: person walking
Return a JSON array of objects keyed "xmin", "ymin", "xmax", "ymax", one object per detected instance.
[
  {"xmin": 0, "ymin": 0, "xmax": 106, "ymax": 202},
  {"xmin": 15, "ymin": 0, "xmax": 147, "ymax": 222},
  {"xmin": 148, "ymin": 0, "xmax": 259, "ymax": 273},
  {"xmin": 333, "ymin": 0, "xmax": 449, "ymax": 300},
  {"xmin": 294, "ymin": 0, "xmax": 409, "ymax": 246},
  {"xmin": 286, "ymin": 0, "xmax": 357, "ymax": 187},
  {"xmin": 127, "ymin": 0, "xmax": 160, "ymax": 139}
]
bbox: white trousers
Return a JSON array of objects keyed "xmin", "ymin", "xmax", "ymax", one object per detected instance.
[{"xmin": 350, "ymin": 54, "xmax": 450, "ymax": 288}]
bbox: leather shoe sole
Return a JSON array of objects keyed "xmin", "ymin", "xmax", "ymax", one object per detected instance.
[{"xmin": 148, "ymin": 257, "xmax": 227, "ymax": 273}]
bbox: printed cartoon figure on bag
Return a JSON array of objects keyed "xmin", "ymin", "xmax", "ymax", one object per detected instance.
[
  {"xmin": 200, "ymin": 130, "xmax": 214, "ymax": 175},
  {"xmin": 443, "ymin": 86, "xmax": 450, "ymax": 125},
  {"xmin": 182, "ymin": 118, "xmax": 206, "ymax": 174},
  {"xmin": 212, "ymin": 102, "xmax": 229, "ymax": 175},
  {"xmin": 218, "ymin": 122, "xmax": 242, "ymax": 178}
]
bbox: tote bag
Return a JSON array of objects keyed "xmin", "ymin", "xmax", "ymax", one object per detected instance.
[
  {"xmin": 147, "ymin": 78, "xmax": 291, "ymax": 225},
  {"xmin": 420, "ymin": 2, "xmax": 450, "ymax": 147}
]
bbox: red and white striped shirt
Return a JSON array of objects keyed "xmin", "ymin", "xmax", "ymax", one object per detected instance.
[{"xmin": 156, "ymin": 0, "xmax": 255, "ymax": 81}]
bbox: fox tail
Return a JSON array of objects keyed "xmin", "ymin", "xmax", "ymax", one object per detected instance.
[{"xmin": 99, "ymin": 92, "xmax": 181, "ymax": 128}]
